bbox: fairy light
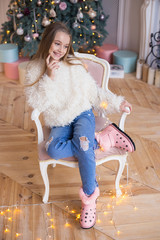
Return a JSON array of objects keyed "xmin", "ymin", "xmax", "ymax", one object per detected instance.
[
  {"xmin": 110, "ymin": 219, "xmax": 114, "ymax": 224},
  {"xmin": 100, "ymin": 101, "xmax": 108, "ymax": 109},
  {"xmin": 6, "ymin": 208, "xmax": 11, "ymax": 212},
  {"xmin": 50, "ymin": 224, "xmax": 55, "ymax": 229},
  {"xmin": 117, "ymin": 230, "xmax": 121, "ymax": 235},
  {"xmin": 71, "ymin": 210, "xmax": 76, "ymax": 214},
  {"xmin": 65, "ymin": 221, "xmax": 71, "ymax": 228},
  {"xmin": 8, "ymin": 217, "xmax": 12, "ymax": 221},
  {"xmin": 107, "ymin": 204, "xmax": 111, "ymax": 209},
  {"xmin": 97, "ymin": 215, "xmax": 101, "ymax": 223},
  {"xmin": 73, "ymin": 41, "xmax": 75, "ymax": 44},
  {"xmin": 6, "ymin": 30, "xmax": 10, "ymax": 34},
  {"xmin": 4, "ymin": 228, "xmax": 10, "ymax": 233},
  {"xmin": 0, "ymin": 211, "xmax": 4, "ymax": 215},
  {"xmin": 16, "ymin": 233, "xmax": 21, "ymax": 237},
  {"xmin": 76, "ymin": 214, "xmax": 80, "ymax": 220},
  {"xmin": 103, "ymin": 211, "xmax": 108, "ymax": 215},
  {"xmin": 47, "ymin": 212, "xmax": 51, "ymax": 217}
]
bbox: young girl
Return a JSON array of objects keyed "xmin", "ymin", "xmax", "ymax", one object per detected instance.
[{"xmin": 25, "ymin": 22, "xmax": 135, "ymax": 229}]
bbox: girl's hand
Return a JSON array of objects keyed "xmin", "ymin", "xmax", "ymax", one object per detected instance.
[
  {"xmin": 120, "ymin": 100, "xmax": 132, "ymax": 113},
  {"xmin": 46, "ymin": 55, "xmax": 59, "ymax": 80}
]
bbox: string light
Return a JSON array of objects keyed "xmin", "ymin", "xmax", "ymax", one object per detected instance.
[
  {"xmin": 4, "ymin": 228, "xmax": 10, "ymax": 233},
  {"xmin": 71, "ymin": 210, "xmax": 76, "ymax": 214},
  {"xmin": 16, "ymin": 233, "xmax": 21, "ymax": 237},
  {"xmin": 64, "ymin": 221, "xmax": 71, "ymax": 228},
  {"xmin": 76, "ymin": 214, "xmax": 80, "ymax": 220}
]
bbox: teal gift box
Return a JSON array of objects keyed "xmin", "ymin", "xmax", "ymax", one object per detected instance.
[
  {"xmin": 113, "ymin": 50, "xmax": 138, "ymax": 73},
  {"xmin": 0, "ymin": 43, "xmax": 19, "ymax": 63}
]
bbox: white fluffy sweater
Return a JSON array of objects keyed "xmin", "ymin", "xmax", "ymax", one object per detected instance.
[{"xmin": 25, "ymin": 59, "xmax": 124, "ymax": 128}]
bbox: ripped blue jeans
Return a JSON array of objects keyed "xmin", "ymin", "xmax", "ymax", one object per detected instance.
[{"xmin": 46, "ymin": 109, "xmax": 99, "ymax": 195}]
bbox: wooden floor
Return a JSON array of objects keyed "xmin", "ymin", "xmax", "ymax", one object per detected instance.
[{"xmin": 0, "ymin": 72, "xmax": 160, "ymax": 239}]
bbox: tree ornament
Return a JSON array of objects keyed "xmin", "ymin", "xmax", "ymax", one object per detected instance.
[
  {"xmin": 37, "ymin": 0, "xmax": 42, "ymax": 6},
  {"xmin": 72, "ymin": 19, "xmax": 80, "ymax": 29},
  {"xmin": 59, "ymin": 2, "xmax": 67, "ymax": 11},
  {"xmin": 24, "ymin": 8, "xmax": 30, "ymax": 16},
  {"xmin": 70, "ymin": 0, "xmax": 78, "ymax": 3},
  {"xmin": 42, "ymin": 15, "xmax": 51, "ymax": 27},
  {"xmin": 54, "ymin": 0, "xmax": 60, "ymax": 4},
  {"xmin": 17, "ymin": 8, "xmax": 24, "ymax": 19},
  {"xmin": 10, "ymin": 2, "xmax": 17, "ymax": 10},
  {"xmin": 24, "ymin": 34, "xmax": 32, "ymax": 42},
  {"xmin": 50, "ymin": 8, "xmax": 56, "ymax": 17},
  {"xmin": 88, "ymin": 8, "xmax": 97, "ymax": 19},
  {"xmin": 32, "ymin": 32, "xmax": 39, "ymax": 38},
  {"xmin": 91, "ymin": 24, "xmax": 96, "ymax": 30},
  {"xmin": 77, "ymin": 8, "xmax": 83, "ymax": 21},
  {"xmin": 100, "ymin": 13, "xmax": 105, "ymax": 21},
  {"xmin": 16, "ymin": 24, "xmax": 24, "ymax": 35}
]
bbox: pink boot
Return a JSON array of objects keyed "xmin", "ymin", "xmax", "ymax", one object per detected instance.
[
  {"xmin": 79, "ymin": 187, "xmax": 100, "ymax": 229},
  {"xmin": 95, "ymin": 123, "xmax": 136, "ymax": 152}
]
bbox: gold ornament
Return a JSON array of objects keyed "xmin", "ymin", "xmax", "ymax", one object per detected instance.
[
  {"xmin": 88, "ymin": 8, "xmax": 97, "ymax": 19},
  {"xmin": 42, "ymin": 16, "xmax": 51, "ymax": 27},
  {"xmin": 50, "ymin": 8, "xmax": 56, "ymax": 18}
]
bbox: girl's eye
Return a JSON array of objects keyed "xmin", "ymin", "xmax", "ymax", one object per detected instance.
[{"xmin": 55, "ymin": 43, "xmax": 60, "ymax": 46}]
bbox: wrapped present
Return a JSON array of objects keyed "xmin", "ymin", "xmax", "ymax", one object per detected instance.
[
  {"xmin": 4, "ymin": 57, "xmax": 29, "ymax": 80},
  {"xmin": 95, "ymin": 44, "xmax": 118, "ymax": 64},
  {"xmin": 18, "ymin": 61, "xmax": 29, "ymax": 85},
  {"xmin": 113, "ymin": 50, "xmax": 138, "ymax": 73},
  {"xmin": 0, "ymin": 43, "xmax": 18, "ymax": 63}
]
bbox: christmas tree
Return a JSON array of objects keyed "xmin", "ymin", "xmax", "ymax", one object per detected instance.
[{"xmin": 0, "ymin": 0, "xmax": 109, "ymax": 57}]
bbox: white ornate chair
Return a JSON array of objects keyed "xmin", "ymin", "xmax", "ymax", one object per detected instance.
[{"xmin": 31, "ymin": 52, "xmax": 130, "ymax": 203}]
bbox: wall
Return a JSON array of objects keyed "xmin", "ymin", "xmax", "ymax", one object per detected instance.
[
  {"xmin": 102, "ymin": 0, "xmax": 144, "ymax": 53},
  {"xmin": 1, "ymin": 0, "xmax": 144, "ymax": 54},
  {"xmin": 0, "ymin": 0, "xmax": 10, "ymax": 32}
]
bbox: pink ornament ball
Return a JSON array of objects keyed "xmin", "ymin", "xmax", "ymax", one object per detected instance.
[
  {"xmin": 32, "ymin": 33, "xmax": 39, "ymax": 38},
  {"xmin": 59, "ymin": 2, "xmax": 67, "ymax": 11},
  {"xmin": 91, "ymin": 25, "xmax": 96, "ymax": 30}
]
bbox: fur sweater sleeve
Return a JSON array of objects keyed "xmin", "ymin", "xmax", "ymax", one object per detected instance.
[{"xmin": 25, "ymin": 59, "xmax": 53, "ymax": 112}]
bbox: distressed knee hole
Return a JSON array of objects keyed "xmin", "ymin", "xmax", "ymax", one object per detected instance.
[
  {"xmin": 79, "ymin": 136, "xmax": 90, "ymax": 151},
  {"xmin": 45, "ymin": 136, "xmax": 53, "ymax": 152}
]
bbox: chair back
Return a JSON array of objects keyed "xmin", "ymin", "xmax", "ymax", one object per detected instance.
[{"xmin": 74, "ymin": 52, "xmax": 110, "ymax": 91}]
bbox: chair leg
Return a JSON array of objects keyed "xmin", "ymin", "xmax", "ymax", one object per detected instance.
[
  {"xmin": 115, "ymin": 155, "xmax": 127, "ymax": 197},
  {"xmin": 39, "ymin": 161, "xmax": 50, "ymax": 203}
]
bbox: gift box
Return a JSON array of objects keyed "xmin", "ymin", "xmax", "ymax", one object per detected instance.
[
  {"xmin": 4, "ymin": 57, "xmax": 29, "ymax": 80},
  {"xmin": 0, "ymin": 43, "xmax": 19, "ymax": 63},
  {"xmin": 113, "ymin": 50, "xmax": 138, "ymax": 73},
  {"xmin": 95, "ymin": 44, "xmax": 118, "ymax": 64},
  {"xmin": 18, "ymin": 61, "xmax": 29, "ymax": 85}
]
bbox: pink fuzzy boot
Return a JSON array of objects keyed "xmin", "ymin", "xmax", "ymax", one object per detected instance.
[
  {"xmin": 95, "ymin": 123, "xmax": 136, "ymax": 152},
  {"xmin": 79, "ymin": 187, "xmax": 100, "ymax": 229}
]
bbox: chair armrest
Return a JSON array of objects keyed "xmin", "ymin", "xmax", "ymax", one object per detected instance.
[
  {"xmin": 118, "ymin": 107, "xmax": 131, "ymax": 131},
  {"xmin": 31, "ymin": 109, "xmax": 44, "ymax": 144}
]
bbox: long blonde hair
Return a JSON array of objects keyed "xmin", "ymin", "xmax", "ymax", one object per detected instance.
[
  {"xmin": 34, "ymin": 21, "xmax": 75, "ymax": 63},
  {"xmin": 25, "ymin": 22, "xmax": 85, "ymax": 87}
]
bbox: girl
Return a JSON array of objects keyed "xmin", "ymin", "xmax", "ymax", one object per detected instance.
[{"xmin": 25, "ymin": 22, "xmax": 135, "ymax": 229}]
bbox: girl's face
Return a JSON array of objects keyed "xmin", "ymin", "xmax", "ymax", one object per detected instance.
[{"xmin": 49, "ymin": 31, "xmax": 70, "ymax": 61}]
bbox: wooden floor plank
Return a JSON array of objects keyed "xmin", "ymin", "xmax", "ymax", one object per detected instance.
[{"xmin": 1, "ymin": 72, "xmax": 160, "ymax": 239}]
